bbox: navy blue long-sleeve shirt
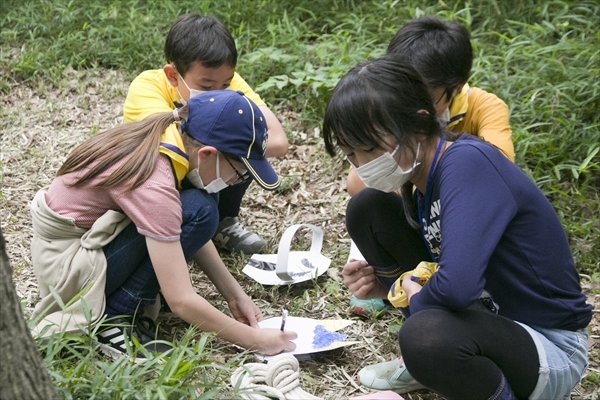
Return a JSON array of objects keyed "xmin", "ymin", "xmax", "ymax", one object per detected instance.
[{"xmin": 410, "ymin": 135, "xmax": 592, "ymax": 331}]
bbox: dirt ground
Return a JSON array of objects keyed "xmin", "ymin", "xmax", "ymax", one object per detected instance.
[{"xmin": 1, "ymin": 70, "xmax": 598, "ymax": 399}]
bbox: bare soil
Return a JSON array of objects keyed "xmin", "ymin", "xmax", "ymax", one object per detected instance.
[{"xmin": 1, "ymin": 70, "xmax": 598, "ymax": 399}]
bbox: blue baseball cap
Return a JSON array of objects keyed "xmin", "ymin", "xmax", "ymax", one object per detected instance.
[{"xmin": 182, "ymin": 90, "xmax": 280, "ymax": 190}]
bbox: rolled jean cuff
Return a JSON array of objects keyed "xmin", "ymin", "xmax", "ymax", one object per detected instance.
[{"xmin": 516, "ymin": 322, "xmax": 588, "ymax": 400}]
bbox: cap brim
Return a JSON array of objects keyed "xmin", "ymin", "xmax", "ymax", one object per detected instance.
[{"xmin": 241, "ymin": 158, "xmax": 280, "ymax": 190}]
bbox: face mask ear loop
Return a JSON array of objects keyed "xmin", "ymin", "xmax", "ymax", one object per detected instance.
[
  {"xmin": 215, "ymin": 152, "xmax": 221, "ymax": 179},
  {"xmin": 414, "ymin": 142, "xmax": 422, "ymax": 167},
  {"xmin": 175, "ymin": 88, "xmax": 186, "ymax": 105},
  {"xmin": 172, "ymin": 69, "xmax": 189, "ymax": 105},
  {"xmin": 178, "ymin": 72, "xmax": 192, "ymax": 92}
]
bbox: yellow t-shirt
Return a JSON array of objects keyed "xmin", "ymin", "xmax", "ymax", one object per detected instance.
[
  {"xmin": 448, "ymin": 84, "xmax": 514, "ymax": 161},
  {"xmin": 122, "ymin": 69, "xmax": 265, "ymax": 184}
]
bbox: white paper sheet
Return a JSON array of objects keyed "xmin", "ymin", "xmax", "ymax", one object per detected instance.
[
  {"xmin": 254, "ymin": 316, "xmax": 359, "ymax": 361},
  {"xmin": 348, "ymin": 239, "xmax": 366, "ymax": 262}
]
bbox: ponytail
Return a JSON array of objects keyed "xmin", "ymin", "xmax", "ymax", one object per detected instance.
[{"xmin": 57, "ymin": 105, "xmax": 190, "ymax": 191}]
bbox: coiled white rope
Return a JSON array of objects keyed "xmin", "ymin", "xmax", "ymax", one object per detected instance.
[{"xmin": 231, "ymin": 353, "xmax": 323, "ymax": 400}]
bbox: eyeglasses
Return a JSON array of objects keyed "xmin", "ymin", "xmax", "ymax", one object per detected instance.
[
  {"xmin": 433, "ymin": 89, "xmax": 448, "ymax": 105},
  {"xmin": 223, "ymin": 154, "xmax": 251, "ymax": 185},
  {"xmin": 433, "ymin": 86, "xmax": 460, "ymax": 106}
]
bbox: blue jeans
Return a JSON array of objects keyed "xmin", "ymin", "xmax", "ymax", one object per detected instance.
[
  {"xmin": 517, "ymin": 323, "xmax": 589, "ymax": 400},
  {"xmin": 102, "ymin": 189, "xmax": 219, "ymax": 316}
]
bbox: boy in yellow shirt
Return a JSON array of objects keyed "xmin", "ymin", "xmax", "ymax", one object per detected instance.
[{"xmin": 123, "ymin": 14, "xmax": 288, "ymax": 254}]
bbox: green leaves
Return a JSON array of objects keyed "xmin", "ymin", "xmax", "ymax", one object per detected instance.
[{"xmin": 35, "ymin": 322, "xmax": 238, "ymax": 398}]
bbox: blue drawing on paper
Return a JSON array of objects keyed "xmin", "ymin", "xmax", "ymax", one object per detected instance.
[{"xmin": 312, "ymin": 325, "xmax": 347, "ymax": 349}]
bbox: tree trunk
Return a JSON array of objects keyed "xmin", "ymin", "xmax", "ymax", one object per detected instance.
[{"xmin": 0, "ymin": 227, "xmax": 58, "ymax": 399}]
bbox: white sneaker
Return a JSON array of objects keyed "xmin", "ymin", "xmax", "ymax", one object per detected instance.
[
  {"xmin": 358, "ymin": 358, "xmax": 426, "ymax": 394},
  {"xmin": 213, "ymin": 217, "xmax": 267, "ymax": 254}
]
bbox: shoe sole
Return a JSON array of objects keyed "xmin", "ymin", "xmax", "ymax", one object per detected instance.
[
  {"xmin": 214, "ymin": 242, "xmax": 266, "ymax": 254},
  {"xmin": 392, "ymin": 382, "xmax": 427, "ymax": 394},
  {"xmin": 95, "ymin": 340, "xmax": 146, "ymax": 364},
  {"xmin": 351, "ymin": 306, "xmax": 372, "ymax": 318},
  {"xmin": 351, "ymin": 305, "xmax": 389, "ymax": 318}
]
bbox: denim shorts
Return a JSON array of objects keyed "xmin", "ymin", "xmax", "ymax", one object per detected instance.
[{"xmin": 516, "ymin": 322, "xmax": 589, "ymax": 400}]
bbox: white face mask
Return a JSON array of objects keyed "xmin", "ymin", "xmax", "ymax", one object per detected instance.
[
  {"xmin": 186, "ymin": 152, "xmax": 229, "ymax": 193},
  {"xmin": 351, "ymin": 143, "xmax": 421, "ymax": 193},
  {"xmin": 178, "ymin": 72, "xmax": 206, "ymax": 99}
]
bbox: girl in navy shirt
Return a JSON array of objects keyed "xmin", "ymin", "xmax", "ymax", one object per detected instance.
[{"xmin": 322, "ymin": 55, "xmax": 591, "ymax": 399}]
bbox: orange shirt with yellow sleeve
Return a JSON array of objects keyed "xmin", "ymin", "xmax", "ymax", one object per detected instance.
[
  {"xmin": 122, "ymin": 69, "xmax": 265, "ymax": 185},
  {"xmin": 448, "ymin": 84, "xmax": 515, "ymax": 161}
]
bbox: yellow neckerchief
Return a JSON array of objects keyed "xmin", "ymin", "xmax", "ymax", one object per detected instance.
[
  {"xmin": 158, "ymin": 120, "xmax": 189, "ymax": 188},
  {"xmin": 447, "ymin": 83, "xmax": 470, "ymax": 129}
]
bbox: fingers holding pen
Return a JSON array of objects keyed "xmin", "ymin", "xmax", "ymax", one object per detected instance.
[{"xmin": 257, "ymin": 328, "xmax": 298, "ymax": 355}]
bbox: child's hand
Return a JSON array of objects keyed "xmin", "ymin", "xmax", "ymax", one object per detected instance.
[
  {"xmin": 254, "ymin": 328, "xmax": 298, "ymax": 355},
  {"xmin": 401, "ymin": 274, "xmax": 423, "ymax": 305},
  {"xmin": 228, "ymin": 294, "xmax": 263, "ymax": 328},
  {"xmin": 342, "ymin": 259, "xmax": 387, "ymax": 299}
]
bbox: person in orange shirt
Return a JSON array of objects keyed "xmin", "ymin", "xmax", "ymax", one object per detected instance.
[{"xmin": 348, "ymin": 16, "xmax": 514, "ymax": 318}]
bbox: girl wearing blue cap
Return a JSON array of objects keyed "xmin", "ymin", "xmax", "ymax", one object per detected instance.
[
  {"xmin": 30, "ymin": 90, "xmax": 296, "ymax": 360},
  {"xmin": 322, "ymin": 56, "xmax": 591, "ymax": 399}
]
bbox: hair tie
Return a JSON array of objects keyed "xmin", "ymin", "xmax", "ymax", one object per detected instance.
[{"xmin": 173, "ymin": 108, "xmax": 180, "ymax": 122}]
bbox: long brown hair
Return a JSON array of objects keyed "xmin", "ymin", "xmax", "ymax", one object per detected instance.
[{"xmin": 57, "ymin": 106, "xmax": 190, "ymax": 191}]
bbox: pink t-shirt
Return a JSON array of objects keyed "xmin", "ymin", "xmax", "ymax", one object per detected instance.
[{"xmin": 46, "ymin": 155, "xmax": 182, "ymax": 242}]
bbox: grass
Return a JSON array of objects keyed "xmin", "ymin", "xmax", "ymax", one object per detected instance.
[
  {"xmin": 1, "ymin": 0, "xmax": 599, "ymax": 398},
  {"xmin": 38, "ymin": 325, "xmax": 244, "ymax": 398}
]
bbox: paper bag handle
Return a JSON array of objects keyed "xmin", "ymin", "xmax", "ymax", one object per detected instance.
[{"xmin": 276, "ymin": 224, "xmax": 323, "ymax": 282}]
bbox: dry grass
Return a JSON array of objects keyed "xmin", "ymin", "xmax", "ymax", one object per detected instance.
[{"xmin": 1, "ymin": 71, "xmax": 598, "ymax": 399}]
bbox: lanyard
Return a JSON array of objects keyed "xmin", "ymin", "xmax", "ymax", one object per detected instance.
[{"xmin": 417, "ymin": 138, "xmax": 445, "ymax": 261}]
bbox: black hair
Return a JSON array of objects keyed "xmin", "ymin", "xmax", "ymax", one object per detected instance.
[
  {"xmin": 323, "ymin": 54, "xmax": 440, "ymax": 157},
  {"xmin": 164, "ymin": 14, "xmax": 237, "ymax": 76},
  {"xmin": 387, "ymin": 16, "xmax": 473, "ymax": 102},
  {"xmin": 322, "ymin": 55, "xmax": 443, "ymax": 227}
]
